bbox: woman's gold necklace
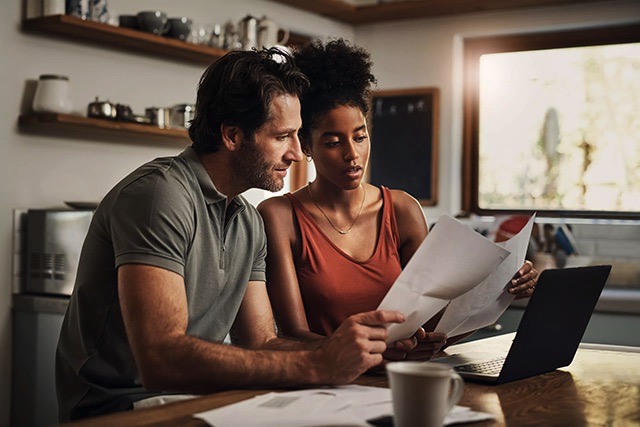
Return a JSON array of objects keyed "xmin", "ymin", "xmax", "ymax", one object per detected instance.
[{"xmin": 307, "ymin": 182, "xmax": 366, "ymax": 235}]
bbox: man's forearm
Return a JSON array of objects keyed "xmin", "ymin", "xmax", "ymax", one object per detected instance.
[
  {"xmin": 139, "ymin": 334, "xmax": 325, "ymax": 394},
  {"xmin": 260, "ymin": 335, "xmax": 324, "ymax": 351}
]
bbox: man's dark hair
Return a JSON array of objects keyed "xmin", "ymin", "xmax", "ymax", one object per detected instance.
[
  {"xmin": 189, "ymin": 48, "xmax": 309, "ymax": 153},
  {"xmin": 292, "ymin": 39, "xmax": 377, "ymax": 151}
]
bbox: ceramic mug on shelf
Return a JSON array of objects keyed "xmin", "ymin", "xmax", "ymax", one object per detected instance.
[
  {"xmin": 166, "ymin": 17, "xmax": 192, "ymax": 41},
  {"xmin": 118, "ymin": 14, "xmax": 137, "ymax": 29},
  {"xmin": 257, "ymin": 16, "xmax": 289, "ymax": 48},
  {"xmin": 136, "ymin": 11, "xmax": 169, "ymax": 35}
]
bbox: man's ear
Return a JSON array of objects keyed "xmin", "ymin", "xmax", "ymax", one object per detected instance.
[{"xmin": 220, "ymin": 124, "xmax": 243, "ymax": 152}]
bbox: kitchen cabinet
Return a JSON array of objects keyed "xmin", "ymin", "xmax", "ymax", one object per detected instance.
[{"xmin": 271, "ymin": 0, "xmax": 616, "ymax": 24}]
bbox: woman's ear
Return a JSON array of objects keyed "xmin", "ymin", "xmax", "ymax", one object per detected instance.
[
  {"xmin": 220, "ymin": 124, "xmax": 242, "ymax": 152},
  {"xmin": 300, "ymin": 136, "xmax": 312, "ymax": 158}
]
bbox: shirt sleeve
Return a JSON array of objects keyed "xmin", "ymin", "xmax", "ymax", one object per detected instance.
[
  {"xmin": 110, "ymin": 170, "xmax": 194, "ymax": 277},
  {"xmin": 249, "ymin": 212, "xmax": 267, "ymax": 282}
]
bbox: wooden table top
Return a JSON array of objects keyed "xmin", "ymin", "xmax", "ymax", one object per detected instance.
[{"xmin": 61, "ymin": 333, "xmax": 640, "ymax": 426}]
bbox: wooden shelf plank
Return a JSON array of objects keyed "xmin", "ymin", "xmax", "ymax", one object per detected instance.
[
  {"xmin": 22, "ymin": 15, "xmax": 227, "ymax": 65},
  {"xmin": 272, "ymin": 0, "xmax": 616, "ymax": 24},
  {"xmin": 19, "ymin": 113, "xmax": 190, "ymax": 143}
]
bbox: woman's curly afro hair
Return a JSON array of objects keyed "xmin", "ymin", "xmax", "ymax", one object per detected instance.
[{"xmin": 293, "ymin": 38, "xmax": 377, "ymax": 148}]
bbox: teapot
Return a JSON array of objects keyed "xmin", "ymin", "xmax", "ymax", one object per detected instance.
[{"xmin": 257, "ymin": 16, "xmax": 289, "ymax": 48}]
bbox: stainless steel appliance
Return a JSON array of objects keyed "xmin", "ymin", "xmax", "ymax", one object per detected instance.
[
  {"xmin": 25, "ymin": 209, "xmax": 93, "ymax": 296},
  {"xmin": 11, "ymin": 294, "xmax": 69, "ymax": 427}
]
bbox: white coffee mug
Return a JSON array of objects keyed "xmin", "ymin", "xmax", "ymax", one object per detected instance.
[
  {"xmin": 257, "ymin": 16, "xmax": 289, "ymax": 48},
  {"xmin": 387, "ymin": 361, "xmax": 465, "ymax": 427}
]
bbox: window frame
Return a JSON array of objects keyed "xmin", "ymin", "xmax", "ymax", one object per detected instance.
[{"xmin": 462, "ymin": 22, "xmax": 640, "ymax": 220}]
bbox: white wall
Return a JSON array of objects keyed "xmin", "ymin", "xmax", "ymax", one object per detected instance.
[
  {"xmin": 356, "ymin": 0, "xmax": 640, "ymax": 225},
  {"xmin": 0, "ymin": 1, "xmax": 353, "ymax": 424}
]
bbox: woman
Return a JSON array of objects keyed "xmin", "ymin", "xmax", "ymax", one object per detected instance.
[{"xmin": 258, "ymin": 39, "xmax": 537, "ymax": 360}]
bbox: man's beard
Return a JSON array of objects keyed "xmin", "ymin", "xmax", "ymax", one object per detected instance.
[{"xmin": 232, "ymin": 138, "xmax": 286, "ymax": 192}]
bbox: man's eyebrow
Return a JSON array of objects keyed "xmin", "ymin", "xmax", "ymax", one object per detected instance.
[{"xmin": 278, "ymin": 127, "xmax": 300, "ymax": 134}]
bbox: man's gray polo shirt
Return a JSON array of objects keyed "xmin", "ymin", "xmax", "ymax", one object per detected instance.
[{"xmin": 56, "ymin": 146, "xmax": 266, "ymax": 420}]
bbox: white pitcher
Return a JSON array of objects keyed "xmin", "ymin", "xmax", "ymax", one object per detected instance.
[{"xmin": 257, "ymin": 16, "xmax": 289, "ymax": 48}]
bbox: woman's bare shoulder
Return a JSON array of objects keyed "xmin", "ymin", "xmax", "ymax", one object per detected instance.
[
  {"xmin": 388, "ymin": 188, "xmax": 423, "ymax": 214},
  {"xmin": 257, "ymin": 195, "xmax": 294, "ymax": 224},
  {"xmin": 258, "ymin": 194, "xmax": 290, "ymax": 211}
]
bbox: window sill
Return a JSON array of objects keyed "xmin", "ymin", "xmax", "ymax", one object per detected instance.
[{"xmin": 511, "ymin": 288, "xmax": 640, "ymax": 315}]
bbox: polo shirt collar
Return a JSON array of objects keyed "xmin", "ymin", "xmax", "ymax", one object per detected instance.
[{"xmin": 179, "ymin": 146, "xmax": 226, "ymax": 205}]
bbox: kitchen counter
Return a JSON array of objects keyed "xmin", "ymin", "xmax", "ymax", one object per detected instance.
[
  {"xmin": 55, "ymin": 333, "xmax": 640, "ymax": 427},
  {"xmin": 511, "ymin": 287, "xmax": 640, "ymax": 315},
  {"xmin": 12, "ymin": 293, "xmax": 69, "ymax": 314}
]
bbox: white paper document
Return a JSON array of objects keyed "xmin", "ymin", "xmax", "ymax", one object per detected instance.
[
  {"xmin": 377, "ymin": 214, "xmax": 511, "ymax": 343},
  {"xmin": 193, "ymin": 385, "xmax": 494, "ymax": 427},
  {"xmin": 435, "ymin": 214, "xmax": 536, "ymax": 337}
]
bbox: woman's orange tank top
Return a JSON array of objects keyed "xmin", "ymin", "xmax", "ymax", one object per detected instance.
[{"xmin": 285, "ymin": 186, "xmax": 402, "ymax": 336}]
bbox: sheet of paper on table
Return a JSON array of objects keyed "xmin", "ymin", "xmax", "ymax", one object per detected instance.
[
  {"xmin": 192, "ymin": 385, "xmax": 494, "ymax": 427},
  {"xmin": 377, "ymin": 214, "xmax": 511, "ymax": 343},
  {"xmin": 434, "ymin": 214, "xmax": 536, "ymax": 336}
]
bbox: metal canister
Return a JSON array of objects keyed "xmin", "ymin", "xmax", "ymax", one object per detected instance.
[
  {"xmin": 237, "ymin": 15, "xmax": 258, "ymax": 50},
  {"xmin": 170, "ymin": 104, "xmax": 196, "ymax": 129},
  {"xmin": 145, "ymin": 107, "xmax": 171, "ymax": 129}
]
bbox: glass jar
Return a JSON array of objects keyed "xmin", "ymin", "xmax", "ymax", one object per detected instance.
[{"xmin": 32, "ymin": 74, "xmax": 73, "ymax": 114}]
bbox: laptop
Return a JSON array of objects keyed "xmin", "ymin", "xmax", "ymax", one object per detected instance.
[{"xmin": 432, "ymin": 265, "xmax": 612, "ymax": 384}]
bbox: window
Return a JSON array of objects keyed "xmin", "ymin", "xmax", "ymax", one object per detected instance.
[{"xmin": 462, "ymin": 23, "xmax": 640, "ymax": 219}]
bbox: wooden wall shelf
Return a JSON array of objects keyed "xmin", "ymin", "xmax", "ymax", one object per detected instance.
[
  {"xmin": 21, "ymin": 15, "xmax": 314, "ymax": 65},
  {"xmin": 19, "ymin": 113, "xmax": 189, "ymax": 144},
  {"xmin": 22, "ymin": 15, "xmax": 228, "ymax": 65},
  {"xmin": 271, "ymin": 0, "xmax": 616, "ymax": 24}
]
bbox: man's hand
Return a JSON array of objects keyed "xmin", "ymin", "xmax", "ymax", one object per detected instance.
[{"xmin": 313, "ymin": 310, "xmax": 405, "ymax": 384}]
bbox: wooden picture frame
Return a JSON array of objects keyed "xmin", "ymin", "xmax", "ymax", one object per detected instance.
[{"xmin": 369, "ymin": 88, "xmax": 439, "ymax": 206}]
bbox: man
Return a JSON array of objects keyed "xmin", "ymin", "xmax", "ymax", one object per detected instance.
[{"xmin": 56, "ymin": 48, "xmax": 410, "ymax": 421}]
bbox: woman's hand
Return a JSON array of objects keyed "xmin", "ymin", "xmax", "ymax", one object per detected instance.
[
  {"xmin": 508, "ymin": 260, "xmax": 539, "ymax": 300},
  {"xmin": 382, "ymin": 329, "xmax": 426, "ymax": 362},
  {"xmin": 405, "ymin": 330, "xmax": 447, "ymax": 361},
  {"xmin": 382, "ymin": 328, "xmax": 447, "ymax": 362}
]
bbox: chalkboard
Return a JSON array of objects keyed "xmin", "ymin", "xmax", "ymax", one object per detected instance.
[{"xmin": 369, "ymin": 88, "xmax": 439, "ymax": 206}]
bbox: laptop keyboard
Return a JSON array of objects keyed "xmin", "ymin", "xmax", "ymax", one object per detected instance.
[{"xmin": 455, "ymin": 357, "xmax": 506, "ymax": 375}]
